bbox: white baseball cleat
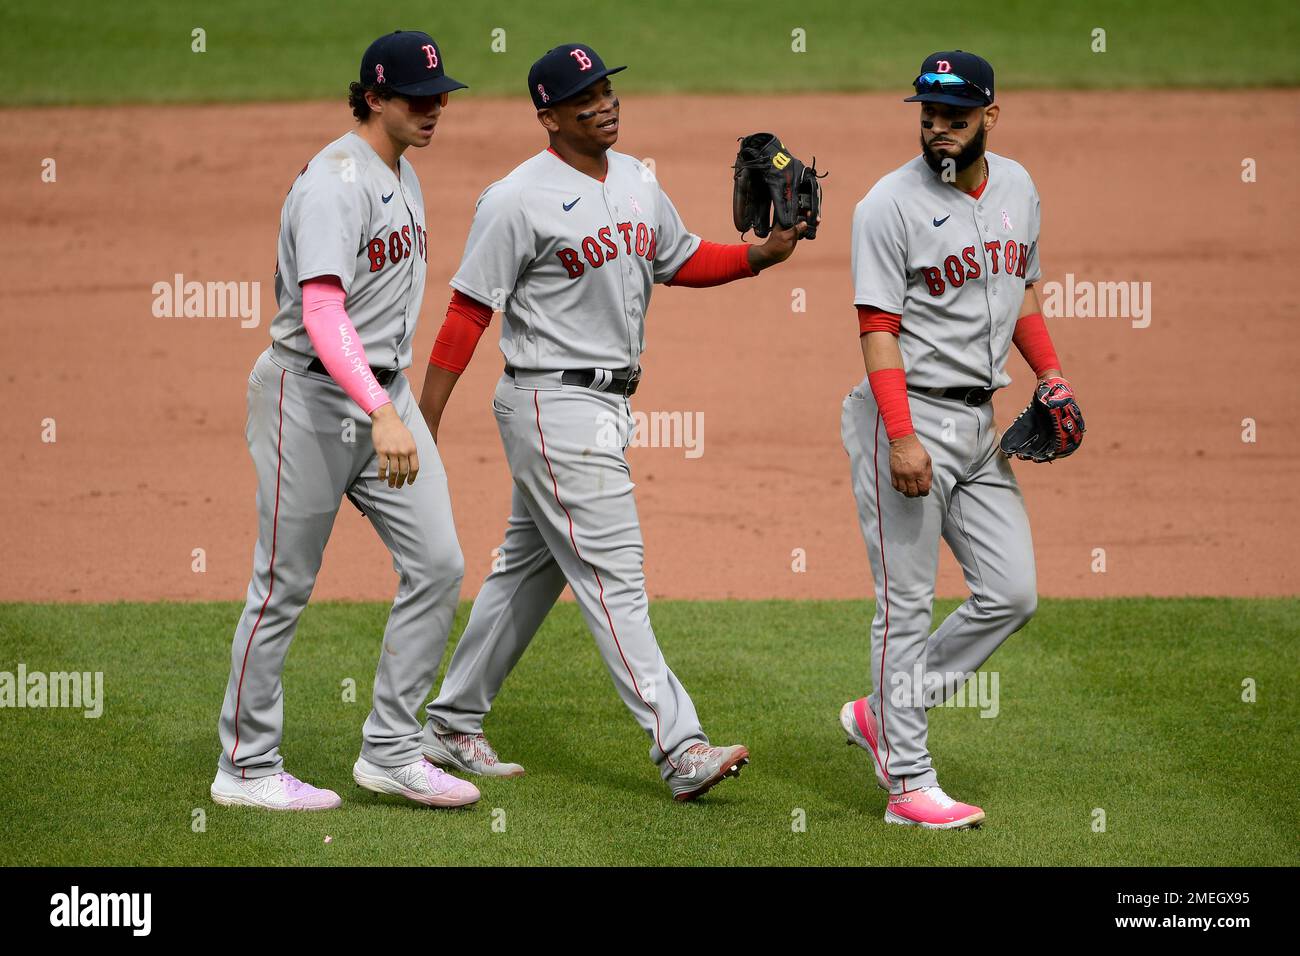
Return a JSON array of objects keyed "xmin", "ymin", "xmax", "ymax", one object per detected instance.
[
  {"xmin": 668, "ymin": 743, "xmax": 750, "ymax": 802},
  {"xmin": 352, "ymin": 756, "xmax": 481, "ymax": 808},
  {"xmin": 422, "ymin": 731, "xmax": 525, "ymax": 778},
  {"xmin": 210, "ymin": 769, "xmax": 342, "ymax": 811}
]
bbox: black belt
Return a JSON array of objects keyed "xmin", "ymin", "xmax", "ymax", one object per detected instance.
[
  {"xmin": 307, "ymin": 358, "xmax": 399, "ymax": 388},
  {"xmin": 912, "ymin": 385, "xmax": 996, "ymax": 407},
  {"xmin": 505, "ymin": 365, "xmax": 641, "ymax": 397}
]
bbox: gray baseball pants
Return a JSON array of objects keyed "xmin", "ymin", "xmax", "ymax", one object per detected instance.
[
  {"xmin": 841, "ymin": 378, "xmax": 1037, "ymax": 794},
  {"xmin": 426, "ymin": 372, "xmax": 707, "ymax": 778},
  {"xmin": 217, "ymin": 347, "xmax": 464, "ymax": 779}
]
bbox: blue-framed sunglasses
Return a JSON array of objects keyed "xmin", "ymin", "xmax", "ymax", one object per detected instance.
[{"xmin": 912, "ymin": 72, "xmax": 992, "ymax": 103}]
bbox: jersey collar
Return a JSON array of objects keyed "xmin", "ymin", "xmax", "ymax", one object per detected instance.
[{"xmin": 545, "ymin": 146, "xmax": 608, "ymax": 184}]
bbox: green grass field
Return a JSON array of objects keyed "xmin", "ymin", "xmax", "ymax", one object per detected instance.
[
  {"xmin": 0, "ymin": 598, "xmax": 1295, "ymax": 866},
  {"xmin": 3, "ymin": 0, "xmax": 1298, "ymax": 105}
]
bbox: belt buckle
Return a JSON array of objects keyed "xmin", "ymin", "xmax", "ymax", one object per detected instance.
[
  {"xmin": 965, "ymin": 387, "xmax": 989, "ymax": 406},
  {"xmin": 622, "ymin": 367, "xmax": 641, "ymax": 397}
]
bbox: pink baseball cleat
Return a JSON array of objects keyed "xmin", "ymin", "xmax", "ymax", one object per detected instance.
[
  {"xmin": 211, "ymin": 770, "xmax": 343, "ymax": 811},
  {"xmin": 885, "ymin": 786, "xmax": 985, "ymax": 830},
  {"xmin": 840, "ymin": 698, "xmax": 894, "ymax": 791},
  {"xmin": 352, "ymin": 756, "xmax": 480, "ymax": 808}
]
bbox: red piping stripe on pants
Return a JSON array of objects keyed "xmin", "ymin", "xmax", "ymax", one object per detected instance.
[
  {"xmin": 230, "ymin": 368, "xmax": 287, "ymax": 778},
  {"xmin": 872, "ymin": 411, "xmax": 895, "ymax": 784},
  {"xmin": 533, "ymin": 390, "xmax": 678, "ymax": 772}
]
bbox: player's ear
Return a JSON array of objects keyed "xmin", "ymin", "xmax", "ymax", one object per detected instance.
[
  {"xmin": 536, "ymin": 108, "xmax": 559, "ymax": 133},
  {"xmin": 365, "ymin": 90, "xmax": 387, "ymax": 116},
  {"xmin": 983, "ymin": 104, "xmax": 1000, "ymax": 131}
]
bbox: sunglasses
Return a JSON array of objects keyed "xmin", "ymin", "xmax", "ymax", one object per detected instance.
[
  {"xmin": 913, "ymin": 72, "xmax": 991, "ymax": 103},
  {"xmin": 397, "ymin": 92, "xmax": 449, "ymax": 113}
]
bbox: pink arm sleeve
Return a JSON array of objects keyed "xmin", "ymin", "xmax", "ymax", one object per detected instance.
[{"xmin": 301, "ymin": 277, "xmax": 392, "ymax": 415}]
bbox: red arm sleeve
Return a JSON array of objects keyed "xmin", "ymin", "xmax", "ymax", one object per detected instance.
[
  {"xmin": 858, "ymin": 306, "xmax": 902, "ymax": 336},
  {"xmin": 1012, "ymin": 311, "xmax": 1062, "ymax": 378},
  {"xmin": 429, "ymin": 290, "xmax": 494, "ymax": 374},
  {"xmin": 664, "ymin": 241, "xmax": 755, "ymax": 287}
]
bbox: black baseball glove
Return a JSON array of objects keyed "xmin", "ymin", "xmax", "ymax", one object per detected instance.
[
  {"xmin": 732, "ymin": 132, "xmax": 824, "ymax": 240},
  {"xmin": 1000, "ymin": 376, "xmax": 1086, "ymax": 463}
]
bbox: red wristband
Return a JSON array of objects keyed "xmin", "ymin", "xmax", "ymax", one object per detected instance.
[
  {"xmin": 1012, "ymin": 311, "xmax": 1062, "ymax": 378},
  {"xmin": 867, "ymin": 368, "xmax": 914, "ymax": 440}
]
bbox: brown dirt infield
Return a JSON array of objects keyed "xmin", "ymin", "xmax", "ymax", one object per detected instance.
[{"xmin": 2, "ymin": 91, "xmax": 1296, "ymax": 603}]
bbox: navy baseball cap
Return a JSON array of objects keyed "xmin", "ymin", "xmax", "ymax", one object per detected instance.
[
  {"xmin": 904, "ymin": 50, "xmax": 994, "ymax": 107},
  {"xmin": 528, "ymin": 43, "xmax": 625, "ymax": 110},
  {"xmin": 360, "ymin": 30, "xmax": 467, "ymax": 96}
]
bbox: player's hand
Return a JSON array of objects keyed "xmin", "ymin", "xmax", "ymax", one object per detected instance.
[
  {"xmin": 370, "ymin": 404, "xmax": 420, "ymax": 488},
  {"xmin": 748, "ymin": 220, "xmax": 809, "ymax": 272},
  {"xmin": 889, "ymin": 433, "xmax": 932, "ymax": 498}
]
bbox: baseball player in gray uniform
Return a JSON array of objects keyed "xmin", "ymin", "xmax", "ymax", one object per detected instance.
[
  {"xmin": 211, "ymin": 31, "xmax": 480, "ymax": 811},
  {"xmin": 838, "ymin": 51, "xmax": 1083, "ymax": 828},
  {"xmin": 416, "ymin": 44, "xmax": 809, "ymax": 800}
]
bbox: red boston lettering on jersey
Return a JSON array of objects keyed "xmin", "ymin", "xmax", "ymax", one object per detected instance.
[
  {"xmin": 367, "ymin": 237, "xmax": 387, "ymax": 272},
  {"xmin": 558, "ymin": 221, "xmax": 657, "ymax": 281},
  {"xmin": 422, "ymin": 44, "xmax": 439, "ymax": 68},
  {"xmin": 598, "ymin": 226, "xmax": 619, "ymax": 260},
  {"xmin": 556, "ymin": 247, "xmax": 584, "ymax": 278},
  {"xmin": 365, "ymin": 227, "xmax": 424, "ymax": 274},
  {"xmin": 581, "ymin": 235, "xmax": 605, "ymax": 268},
  {"xmin": 570, "ymin": 49, "xmax": 593, "ymax": 70},
  {"xmin": 921, "ymin": 239, "xmax": 1028, "ymax": 297},
  {"xmin": 984, "ymin": 240, "xmax": 1001, "ymax": 274},
  {"xmin": 921, "ymin": 266, "xmax": 945, "ymax": 296},
  {"xmin": 943, "ymin": 254, "xmax": 966, "ymax": 288}
]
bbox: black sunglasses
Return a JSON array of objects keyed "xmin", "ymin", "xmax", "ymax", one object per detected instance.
[{"xmin": 396, "ymin": 92, "xmax": 450, "ymax": 112}]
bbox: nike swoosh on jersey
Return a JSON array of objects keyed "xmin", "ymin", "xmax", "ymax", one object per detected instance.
[
  {"xmin": 563, "ymin": 198, "xmax": 581, "ymax": 211},
  {"xmin": 932, "ymin": 215, "xmax": 950, "ymax": 227},
  {"xmin": 382, "ymin": 192, "xmax": 394, "ymax": 204}
]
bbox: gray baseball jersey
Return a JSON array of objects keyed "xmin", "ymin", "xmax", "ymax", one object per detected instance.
[
  {"xmin": 842, "ymin": 149, "xmax": 1042, "ymax": 795},
  {"xmin": 269, "ymin": 130, "xmax": 430, "ymax": 373},
  {"xmin": 427, "ymin": 149, "xmax": 716, "ymax": 779},
  {"xmin": 217, "ymin": 131, "xmax": 463, "ymax": 783},
  {"xmin": 449, "ymin": 148, "xmax": 700, "ymax": 371},
  {"xmin": 851, "ymin": 150, "xmax": 1041, "ymax": 388}
]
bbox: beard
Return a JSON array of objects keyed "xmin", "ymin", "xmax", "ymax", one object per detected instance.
[{"xmin": 921, "ymin": 124, "xmax": 987, "ymax": 176}]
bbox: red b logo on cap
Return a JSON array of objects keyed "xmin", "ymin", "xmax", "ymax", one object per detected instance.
[
  {"xmin": 936, "ymin": 59, "xmax": 952, "ymax": 73},
  {"xmin": 422, "ymin": 44, "xmax": 439, "ymax": 69},
  {"xmin": 570, "ymin": 48, "xmax": 593, "ymax": 70}
]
